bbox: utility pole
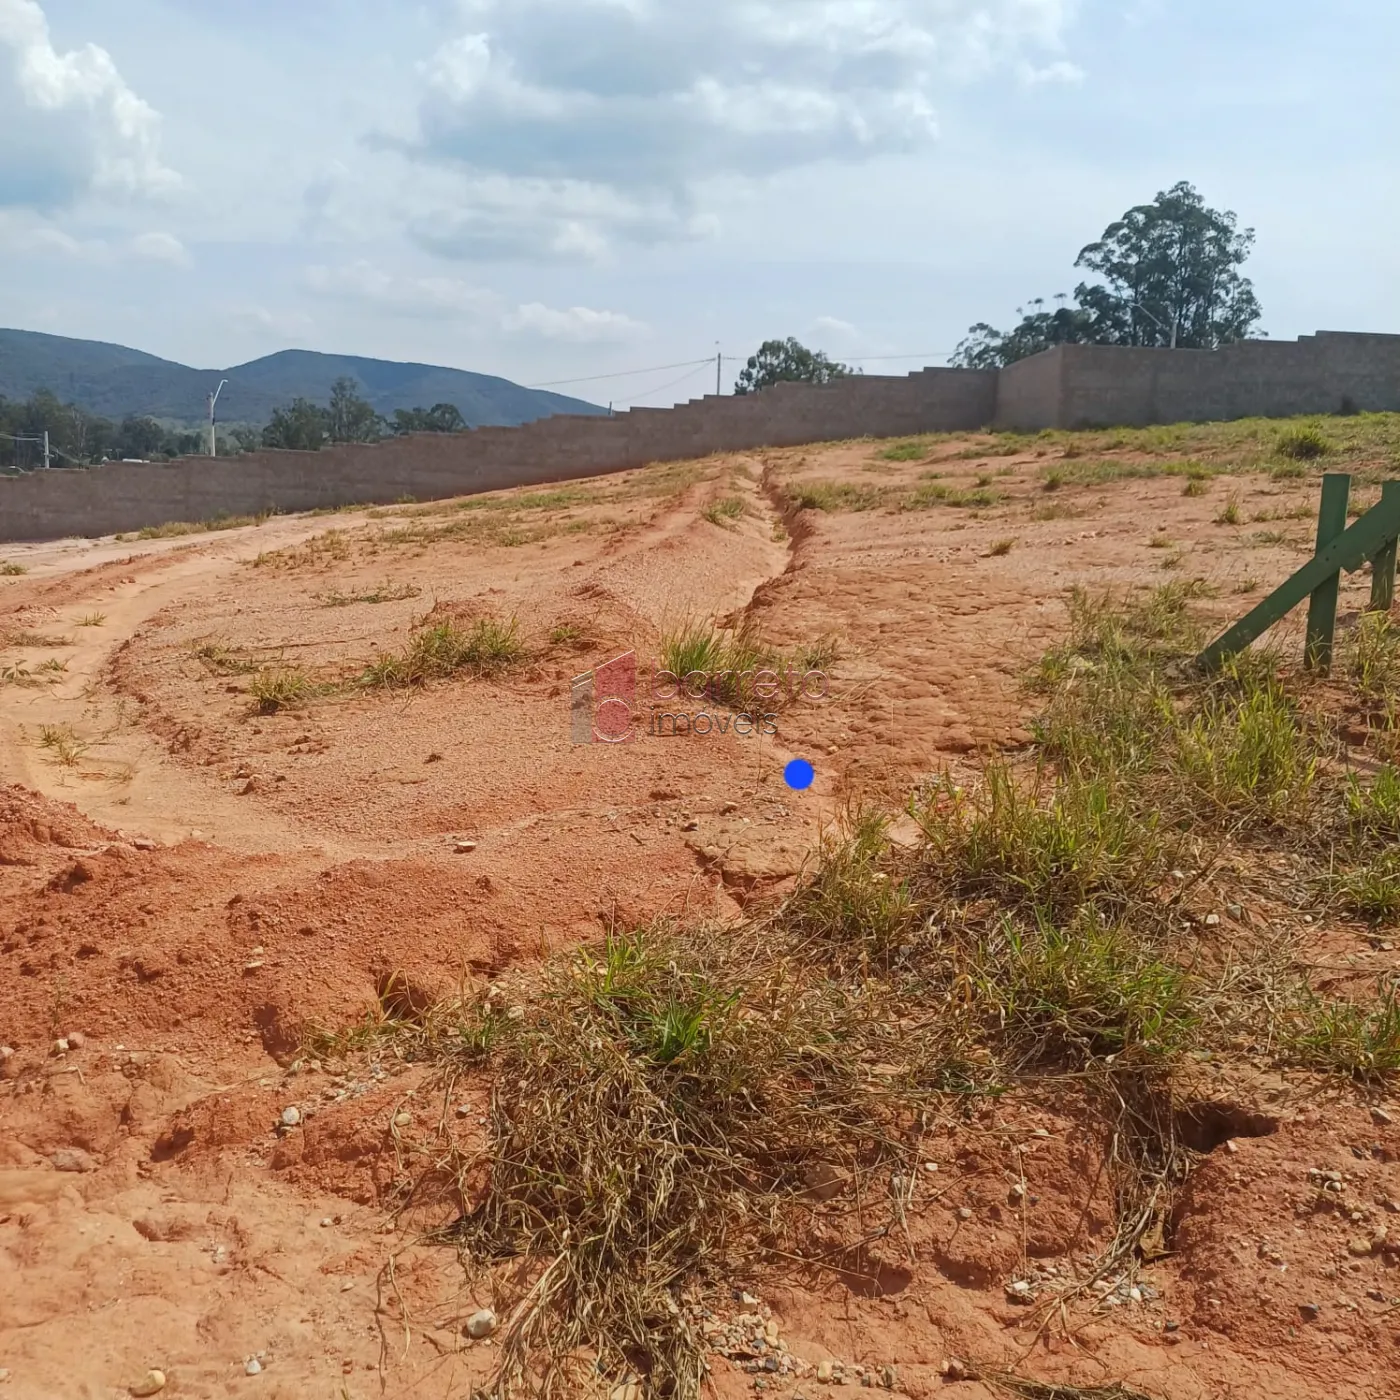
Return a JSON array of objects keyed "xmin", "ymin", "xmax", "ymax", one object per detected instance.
[
  {"xmin": 208, "ymin": 379, "xmax": 229, "ymax": 457},
  {"xmin": 42, "ymin": 431, "xmax": 50, "ymax": 470},
  {"xmin": 716, "ymin": 350, "xmax": 722, "ymax": 396}
]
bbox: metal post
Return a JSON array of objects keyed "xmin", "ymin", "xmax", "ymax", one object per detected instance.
[
  {"xmin": 42, "ymin": 431, "xmax": 50, "ymax": 470},
  {"xmin": 1369, "ymin": 480, "xmax": 1400, "ymax": 614},
  {"xmin": 716, "ymin": 351, "xmax": 722, "ymax": 396},
  {"xmin": 1305, "ymin": 473, "xmax": 1352, "ymax": 672}
]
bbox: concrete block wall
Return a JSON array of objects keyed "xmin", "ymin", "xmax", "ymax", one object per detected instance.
[
  {"xmin": 2, "ymin": 331, "xmax": 1398, "ymax": 543},
  {"xmin": 996, "ymin": 330, "xmax": 1400, "ymax": 430},
  {"xmin": 0, "ymin": 367, "xmax": 996, "ymax": 543}
]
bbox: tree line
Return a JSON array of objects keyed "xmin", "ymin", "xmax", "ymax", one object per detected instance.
[
  {"xmin": 733, "ymin": 181, "xmax": 1262, "ymax": 390},
  {"xmin": 0, "ymin": 377, "xmax": 471, "ymax": 469}
]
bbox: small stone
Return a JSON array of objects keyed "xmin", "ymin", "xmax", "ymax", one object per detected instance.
[
  {"xmin": 320, "ymin": 1217, "xmax": 332, "ymax": 1228},
  {"xmin": 1204, "ymin": 913, "xmax": 1221, "ymax": 927},
  {"xmin": 454, "ymin": 839, "xmax": 478, "ymax": 854},
  {"xmin": 393, "ymin": 1112, "xmax": 412, "ymax": 1128},
  {"xmin": 245, "ymin": 1357, "xmax": 262, "ymax": 1376},
  {"xmin": 1006, "ymin": 1280, "xmax": 1033, "ymax": 1303},
  {"xmin": 1299, "ymin": 1302, "xmax": 1321, "ymax": 1321},
  {"xmin": 1227, "ymin": 904, "xmax": 1244, "ymax": 920},
  {"xmin": 465, "ymin": 1309, "xmax": 497, "ymax": 1340},
  {"xmin": 1163, "ymin": 1320, "xmax": 1180, "ymax": 1333},
  {"xmin": 1009, "ymin": 1183, "xmax": 1026, "ymax": 1202},
  {"xmin": 1372, "ymin": 1107, "xmax": 1393, "ymax": 1127},
  {"xmin": 280, "ymin": 1106, "xmax": 301, "ymax": 1128},
  {"xmin": 879, "ymin": 1366, "xmax": 896, "ymax": 1390},
  {"xmin": 50, "ymin": 1147, "xmax": 98, "ymax": 1173},
  {"xmin": 53, "ymin": 1037, "xmax": 69, "ymax": 1055},
  {"xmin": 740, "ymin": 1292, "xmax": 759, "ymax": 1306},
  {"xmin": 681, "ymin": 820, "xmax": 699, "ymax": 832},
  {"xmin": 66, "ymin": 1031, "xmax": 86, "ymax": 1049},
  {"xmin": 956, "ymin": 1206, "xmax": 973, "ymax": 1221},
  {"xmin": 922, "ymin": 1161, "xmax": 938, "ymax": 1173},
  {"xmin": 941, "ymin": 1357, "xmax": 968, "ymax": 1381},
  {"xmin": 764, "ymin": 1321, "xmax": 780, "ymax": 1345},
  {"xmin": 0, "ymin": 1046, "xmax": 13, "ymax": 1061},
  {"xmin": 1129, "ymin": 1287, "xmax": 1143, "ymax": 1303},
  {"xmin": 1348, "ymin": 1237, "xmax": 1373, "ymax": 1257},
  {"xmin": 129, "ymin": 1371, "xmax": 166, "ymax": 1397},
  {"xmin": 763, "ymin": 1358, "xmax": 779, "ymax": 1374},
  {"xmin": 817, "ymin": 1362, "xmax": 834, "ymax": 1383}
]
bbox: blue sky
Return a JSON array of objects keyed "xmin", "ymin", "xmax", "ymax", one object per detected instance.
[{"xmin": 2, "ymin": 0, "xmax": 1396, "ymax": 409}]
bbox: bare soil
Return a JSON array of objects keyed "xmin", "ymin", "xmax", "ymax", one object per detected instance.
[{"xmin": 2, "ymin": 440, "xmax": 1397, "ymax": 1399}]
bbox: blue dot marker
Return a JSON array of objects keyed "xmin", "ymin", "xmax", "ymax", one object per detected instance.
[{"xmin": 784, "ymin": 758, "xmax": 815, "ymax": 791}]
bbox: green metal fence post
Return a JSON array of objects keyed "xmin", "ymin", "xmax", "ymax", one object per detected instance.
[
  {"xmin": 1304, "ymin": 473, "xmax": 1351, "ymax": 672},
  {"xmin": 1368, "ymin": 479, "xmax": 1400, "ymax": 614}
]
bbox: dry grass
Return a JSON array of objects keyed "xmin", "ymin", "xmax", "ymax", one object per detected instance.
[
  {"xmin": 309, "ymin": 579, "xmax": 1400, "ymax": 1398},
  {"xmin": 360, "ymin": 613, "xmax": 526, "ymax": 689}
]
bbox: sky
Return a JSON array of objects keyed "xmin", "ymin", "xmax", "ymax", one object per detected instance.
[{"xmin": 1, "ymin": 0, "xmax": 1397, "ymax": 411}]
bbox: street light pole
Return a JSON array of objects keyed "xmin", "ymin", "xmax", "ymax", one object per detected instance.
[{"xmin": 208, "ymin": 379, "xmax": 229, "ymax": 457}]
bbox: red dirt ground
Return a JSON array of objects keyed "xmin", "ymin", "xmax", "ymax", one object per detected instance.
[{"xmin": 2, "ymin": 441, "xmax": 1397, "ymax": 1399}]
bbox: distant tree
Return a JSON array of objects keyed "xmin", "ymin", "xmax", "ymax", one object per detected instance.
[
  {"xmin": 114, "ymin": 415, "xmax": 167, "ymax": 460},
  {"xmin": 952, "ymin": 296, "xmax": 1096, "ymax": 371},
  {"xmin": 326, "ymin": 377, "xmax": 383, "ymax": 444},
  {"xmin": 226, "ymin": 426, "xmax": 262, "ymax": 455},
  {"xmin": 733, "ymin": 338, "xmax": 854, "ymax": 395},
  {"xmin": 952, "ymin": 182, "xmax": 1263, "ymax": 368},
  {"xmin": 262, "ymin": 398, "xmax": 330, "ymax": 451},
  {"xmin": 391, "ymin": 403, "xmax": 467, "ymax": 434}
]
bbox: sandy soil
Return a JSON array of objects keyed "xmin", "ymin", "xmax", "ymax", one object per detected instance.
[{"xmin": 2, "ymin": 440, "xmax": 1397, "ymax": 1399}]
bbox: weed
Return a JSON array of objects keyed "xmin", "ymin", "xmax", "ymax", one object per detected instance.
[
  {"xmin": 902, "ymin": 481, "xmax": 1000, "ymax": 510},
  {"xmin": 5, "ymin": 631, "xmax": 71, "ymax": 648},
  {"xmin": 789, "ymin": 480, "xmax": 886, "ymax": 512},
  {"xmin": 878, "ymin": 439, "xmax": 931, "ymax": 462},
  {"xmin": 1030, "ymin": 503, "xmax": 1078, "ymax": 521},
  {"xmin": 1147, "ymin": 535, "xmax": 1173, "ymax": 549},
  {"xmin": 37, "ymin": 724, "xmax": 87, "ymax": 766},
  {"xmin": 1335, "ymin": 853, "xmax": 1400, "ymax": 922},
  {"xmin": 1043, "ymin": 470, "xmax": 1065, "ymax": 492},
  {"xmin": 1288, "ymin": 979, "xmax": 1400, "ymax": 1077},
  {"xmin": 253, "ymin": 530, "xmax": 351, "ymax": 570},
  {"xmin": 658, "ymin": 622, "xmax": 777, "ymax": 708},
  {"xmin": 77, "ymin": 613, "xmax": 106, "ymax": 627},
  {"xmin": 193, "ymin": 641, "xmax": 257, "ymax": 676},
  {"xmin": 988, "ymin": 538, "xmax": 1016, "ymax": 557},
  {"xmin": 1, "ymin": 561, "xmax": 27, "ymax": 575},
  {"xmin": 1270, "ymin": 460, "xmax": 1309, "ymax": 480},
  {"xmin": 317, "ymin": 581, "xmax": 421, "ymax": 607},
  {"xmin": 250, "ymin": 666, "xmax": 315, "ymax": 713},
  {"xmin": 701, "ymin": 496, "xmax": 746, "ymax": 526},
  {"xmin": 1182, "ymin": 478, "xmax": 1208, "ymax": 498},
  {"xmin": 976, "ymin": 472, "xmax": 996, "ymax": 488},
  {"xmin": 1214, "ymin": 497, "xmax": 1243, "ymax": 526},
  {"xmin": 360, "ymin": 615, "xmax": 525, "ymax": 689},
  {"xmin": 1275, "ymin": 424, "xmax": 1331, "ymax": 461},
  {"xmin": 1351, "ymin": 612, "xmax": 1400, "ymax": 703}
]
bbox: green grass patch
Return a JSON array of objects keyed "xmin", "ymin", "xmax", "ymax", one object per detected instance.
[{"xmin": 360, "ymin": 614, "xmax": 525, "ymax": 689}]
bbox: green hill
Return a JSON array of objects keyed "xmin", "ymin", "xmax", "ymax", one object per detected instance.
[{"xmin": 0, "ymin": 329, "xmax": 605, "ymax": 428}]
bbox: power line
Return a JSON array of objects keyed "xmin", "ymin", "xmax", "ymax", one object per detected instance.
[
  {"xmin": 528, "ymin": 357, "xmax": 715, "ymax": 389},
  {"xmin": 613, "ymin": 361, "xmax": 714, "ymax": 409}
]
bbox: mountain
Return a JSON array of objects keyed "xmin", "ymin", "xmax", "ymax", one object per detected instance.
[{"xmin": 0, "ymin": 329, "xmax": 605, "ymax": 428}]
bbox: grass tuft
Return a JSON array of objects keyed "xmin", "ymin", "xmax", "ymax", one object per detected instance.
[{"xmin": 360, "ymin": 615, "xmax": 525, "ymax": 689}]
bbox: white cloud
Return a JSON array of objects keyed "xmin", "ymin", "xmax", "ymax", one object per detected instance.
[
  {"xmin": 503, "ymin": 301, "xmax": 647, "ymax": 343},
  {"xmin": 305, "ymin": 258, "xmax": 646, "ymax": 343},
  {"xmin": 405, "ymin": 0, "xmax": 1079, "ymax": 258},
  {"xmin": 1018, "ymin": 59, "xmax": 1085, "ymax": 85},
  {"xmin": 0, "ymin": 0, "xmax": 178, "ymax": 210},
  {"xmin": 131, "ymin": 230, "xmax": 189, "ymax": 265},
  {"xmin": 813, "ymin": 315, "xmax": 859, "ymax": 339},
  {"xmin": 231, "ymin": 305, "xmax": 316, "ymax": 339},
  {"xmin": 304, "ymin": 259, "xmax": 497, "ymax": 318}
]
